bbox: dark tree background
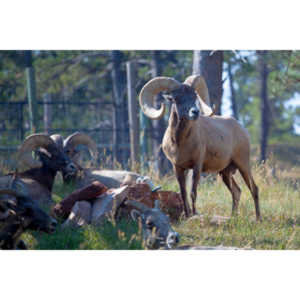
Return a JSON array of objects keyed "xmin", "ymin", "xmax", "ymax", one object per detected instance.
[{"xmin": 0, "ymin": 50, "xmax": 299, "ymax": 173}]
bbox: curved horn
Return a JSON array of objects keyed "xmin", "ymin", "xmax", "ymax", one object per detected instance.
[
  {"xmin": 124, "ymin": 199, "xmax": 149, "ymax": 213},
  {"xmin": 139, "ymin": 77, "xmax": 181, "ymax": 120},
  {"xmin": 63, "ymin": 132, "xmax": 98, "ymax": 162},
  {"xmin": 17, "ymin": 134, "xmax": 57, "ymax": 169},
  {"xmin": 184, "ymin": 75, "xmax": 213, "ymax": 116}
]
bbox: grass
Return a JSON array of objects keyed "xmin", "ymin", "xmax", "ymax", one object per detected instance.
[
  {"xmin": 1, "ymin": 143, "xmax": 300, "ymax": 250},
  {"xmin": 171, "ymin": 163, "xmax": 300, "ymax": 250},
  {"xmin": 19, "ymin": 161, "xmax": 300, "ymax": 250},
  {"xmin": 23, "ymin": 220, "xmax": 143, "ymax": 250}
]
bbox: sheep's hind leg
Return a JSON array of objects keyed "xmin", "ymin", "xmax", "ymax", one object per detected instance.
[
  {"xmin": 220, "ymin": 170, "xmax": 241, "ymax": 216},
  {"xmin": 175, "ymin": 166, "xmax": 190, "ymax": 218},
  {"xmin": 234, "ymin": 162, "xmax": 261, "ymax": 221},
  {"xmin": 191, "ymin": 166, "xmax": 201, "ymax": 215}
]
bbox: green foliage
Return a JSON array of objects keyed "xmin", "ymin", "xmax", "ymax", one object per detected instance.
[
  {"xmin": 224, "ymin": 50, "xmax": 299, "ymax": 144},
  {"xmin": 1, "ymin": 50, "xmax": 299, "ymax": 156}
]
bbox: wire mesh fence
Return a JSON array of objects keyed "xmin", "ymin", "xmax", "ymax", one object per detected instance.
[
  {"xmin": 0, "ymin": 100, "xmax": 131, "ymax": 169},
  {"xmin": 0, "ymin": 99, "xmax": 159, "ymax": 171}
]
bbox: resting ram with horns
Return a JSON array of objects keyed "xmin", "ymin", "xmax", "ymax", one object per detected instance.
[
  {"xmin": 0, "ymin": 134, "xmax": 76, "ymax": 207},
  {"xmin": 59, "ymin": 132, "xmax": 141, "ymax": 188},
  {"xmin": 0, "ymin": 177, "xmax": 57, "ymax": 249},
  {"xmin": 139, "ymin": 75, "xmax": 261, "ymax": 221}
]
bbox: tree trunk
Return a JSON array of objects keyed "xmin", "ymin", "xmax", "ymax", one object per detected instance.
[
  {"xmin": 150, "ymin": 51, "xmax": 170, "ymax": 176},
  {"xmin": 193, "ymin": 50, "xmax": 224, "ymax": 115},
  {"xmin": 140, "ymin": 110, "xmax": 148, "ymax": 171},
  {"xmin": 18, "ymin": 103, "xmax": 24, "ymax": 141},
  {"xmin": 257, "ymin": 50, "xmax": 270, "ymax": 163},
  {"xmin": 111, "ymin": 50, "xmax": 125, "ymax": 166},
  {"xmin": 25, "ymin": 50, "xmax": 37, "ymax": 133},
  {"xmin": 227, "ymin": 60, "xmax": 239, "ymax": 120},
  {"xmin": 43, "ymin": 93, "xmax": 52, "ymax": 134},
  {"xmin": 126, "ymin": 61, "xmax": 140, "ymax": 171}
]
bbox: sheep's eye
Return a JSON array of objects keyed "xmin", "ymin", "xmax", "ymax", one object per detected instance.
[
  {"xmin": 163, "ymin": 94, "xmax": 174, "ymax": 102},
  {"xmin": 146, "ymin": 220, "xmax": 154, "ymax": 229}
]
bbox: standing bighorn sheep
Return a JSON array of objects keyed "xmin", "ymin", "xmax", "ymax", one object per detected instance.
[
  {"xmin": 0, "ymin": 133, "xmax": 76, "ymax": 207},
  {"xmin": 139, "ymin": 75, "xmax": 261, "ymax": 221}
]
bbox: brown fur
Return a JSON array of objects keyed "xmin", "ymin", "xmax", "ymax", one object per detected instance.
[
  {"xmin": 163, "ymin": 112, "xmax": 261, "ymax": 221},
  {"xmin": 123, "ymin": 183, "xmax": 183, "ymax": 221}
]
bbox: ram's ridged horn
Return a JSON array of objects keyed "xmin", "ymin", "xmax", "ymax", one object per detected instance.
[
  {"xmin": 184, "ymin": 75, "xmax": 210, "ymax": 104},
  {"xmin": 17, "ymin": 134, "xmax": 58, "ymax": 169},
  {"xmin": 63, "ymin": 132, "xmax": 98, "ymax": 161},
  {"xmin": 139, "ymin": 77, "xmax": 181, "ymax": 120},
  {"xmin": 124, "ymin": 199, "xmax": 149, "ymax": 212},
  {"xmin": 184, "ymin": 75, "xmax": 213, "ymax": 116}
]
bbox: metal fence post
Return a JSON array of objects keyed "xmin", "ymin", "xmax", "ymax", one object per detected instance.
[
  {"xmin": 25, "ymin": 51, "xmax": 37, "ymax": 133},
  {"xmin": 43, "ymin": 93, "xmax": 52, "ymax": 134}
]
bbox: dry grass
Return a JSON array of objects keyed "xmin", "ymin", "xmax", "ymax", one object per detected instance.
[
  {"xmin": 19, "ymin": 162, "xmax": 300, "ymax": 250},
  {"xmin": 1, "ymin": 143, "xmax": 300, "ymax": 250},
  {"xmin": 168, "ymin": 162, "xmax": 300, "ymax": 250}
]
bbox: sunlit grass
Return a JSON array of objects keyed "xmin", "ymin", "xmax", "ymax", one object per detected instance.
[
  {"xmin": 1, "ymin": 149, "xmax": 300, "ymax": 250},
  {"xmin": 171, "ymin": 163, "xmax": 300, "ymax": 250},
  {"xmin": 19, "ymin": 162, "xmax": 300, "ymax": 250}
]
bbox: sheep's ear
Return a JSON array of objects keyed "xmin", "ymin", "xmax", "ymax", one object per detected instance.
[
  {"xmin": 154, "ymin": 200, "xmax": 160, "ymax": 210},
  {"xmin": 130, "ymin": 209, "xmax": 141, "ymax": 221}
]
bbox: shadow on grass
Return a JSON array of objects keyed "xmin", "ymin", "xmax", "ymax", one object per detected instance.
[{"xmin": 26, "ymin": 219, "xmax": 144, "ymax": 250}]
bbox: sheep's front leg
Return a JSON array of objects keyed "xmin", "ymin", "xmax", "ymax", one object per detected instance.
[
  {"xmin": 191, "ymin": 166, "xmax": 201, "ymax": 215},
  {"xmin": 174, "ymin": 166, "xmax": 190, "ymax": 217}
]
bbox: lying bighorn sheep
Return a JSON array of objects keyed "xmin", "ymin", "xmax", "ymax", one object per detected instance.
[
  {"xmin": 0, "ymin": 134, "xmax": 76, "ymax": 207},
  {"xmin": 52, "ymin": 182, "xmax": 179, "ymax": 249},
  {"xmin": 0, "ymin": 179, "xmax": 57, "ymax": 249},
  {"xmin": 125, "ymin": 199, "xmax": 179, "ymax": 249},
  {"xmin": 55, "ymin": 132, "xmax": 141, "ymax": 188},
  {"xmin": 139, "ymin": 75, "xmax": 261, "ymax": 221}
]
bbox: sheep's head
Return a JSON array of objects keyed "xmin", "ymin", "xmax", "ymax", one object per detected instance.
[
  {"xmin": 60, "ymin": 132, "xmax": 98, "ymax": 183},
  {"xmin": 126, "ymin": 199, "xmax": 179, "ymax": 250},
  {"xmin": 0, "ymin": 180, "xmax": 57, "ymax": 234},
  {"xmin": 17, "ymin": 133, "xmax": 76, "ymax": 175},
  {"xmin": 139, "ymin": 75, "xmax": 214, "ymax": 121}
]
